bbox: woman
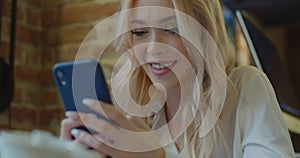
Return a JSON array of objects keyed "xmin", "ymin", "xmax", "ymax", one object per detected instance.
[{"xmin": 60, "ymin": 0, "xmax": 295, "ymax": 157}]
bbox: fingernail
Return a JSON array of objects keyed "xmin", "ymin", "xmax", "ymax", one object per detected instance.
[
  {"xmin": 71, "ymin": 129, "xmax": 80, "ymax": 137},
  {"xmin": 82, "ymin": 98, "xmax": 97, "ymax": 106},
  {"xmin": 65, "ymin": 111, "xmax": 78, "ymax": 119},
  {"xmin": 125, "ymin": 115, "xmax": 132, "ymax": 119}
]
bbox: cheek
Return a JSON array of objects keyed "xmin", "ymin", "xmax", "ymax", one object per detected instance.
[
  {"xmin": 132, "ymin": 45, "xmax": 147, "ymax": 64},
  {"xmin": 169, "ymin": 40, "xmax": 189, "ymax": 59},
  {"xmin": 177, "ymin": 46, "xmax": 188, "ymax": 57}
]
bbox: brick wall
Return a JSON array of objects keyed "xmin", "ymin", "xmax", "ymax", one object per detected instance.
[
  {"xmin": 0, "ymin": 0, "xmax": 120, "ymax": 135},
  {"xmin": 0, "ymin": 0, "xmax": 43, "ymax": 131}
]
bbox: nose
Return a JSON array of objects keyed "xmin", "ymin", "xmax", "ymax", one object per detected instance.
[{"xmin": 147, "ymin": 30, "xmax": 166, "ymax": 56}]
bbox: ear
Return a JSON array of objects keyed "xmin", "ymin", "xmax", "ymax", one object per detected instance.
[{"xmin": 0, "ymin": 57, "xmax": 14, "ymax": 113}]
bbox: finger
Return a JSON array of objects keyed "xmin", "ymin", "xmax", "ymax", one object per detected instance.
[
  {"xmin": 71, "ymin": 129, "xmax": 116, "ymax": 157},
  {"xmin": 82, "ymin": 98, "xmax": 109, "ymax": 116},
  {"xmin": 60, "ymin": 118, "xmax": 83, "ymax": 140},
  {"xmin": 82, "ymin": 99, "xmax": 134, "ymax": 129},
  {"xmin": 125, "ymin": 115, "xmax": 150, "ymax": 130},
  {"xmin": 77, "ymin": 112, "xmax": 118, "ymax": 135},
  {"xmin": 65, "ymin": 111, "xmax": 79, "ymax": 120},
  {"xmin": 82, "ymin": 99, "xmax": 111, "ymax": 120}
]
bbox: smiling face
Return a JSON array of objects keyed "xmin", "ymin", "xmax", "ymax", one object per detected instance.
[{"xmin": 130, "ymin": 0, "xmax": 191, "ymax": 89}]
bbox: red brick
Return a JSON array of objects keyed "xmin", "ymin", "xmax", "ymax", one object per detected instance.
[
  {"xmin": 14, "ymin": 83, "xmax": 39, "ymax": 104},
  {"xmin": 41, "ymin": 50, "xmax": 58, "ymax": 68},
  {"xmin": 26, "ymin": 0, "xmax": 42, "ymax": 7},
  {"xmin": 40, "ymin": 87, "xmax": 60, "ymax": 104},
  {"xmin": 40, "ymin": 0, "xmax": 62, "ymax": 7},
  {"xmin": 41, "ymin": 0, "xmax": 82, "ymax": 7},
  {"xmin": 14, "ymin": 127, "xmax": 36, "ymax": 132},
  {"xmin": 58, "ymin": 51, "xmax": 79, "ymax": 61},
  {"xmin": 13, "ymin": 85, "xmax": 23, "ymax": 103},
  {"xmin": 14, "ymin": 43, "xmax": 42, "ymax": 68},
  {"xmin": 10, "ymin": 105, "xmax": 39, "ymax": 125},
  {"xmin": 1, "ymin": 17, "xmax": 11, "ymax": 41},
  {"xmin": 39, "ymin": 106, "xmax": 64, "ymax": 126},
  {"xmin": 61, "ymin": 24, "xmax": 94, "ymax": 43},
  {"xmin": 16, "ymin": 3, "xmax": 25, "ymax": 22},
  {"xmin": 39, "ymin": 105, "xmax": 64, "ymax": 135},
  {"xmin": 59, "ymin": 42, "xmax": 81, "ymax": 55},
  {"xmin": 26, "ymin": 86, "xmax": 41, "ymax": 104},
  {"xmin": 27, "ymin": 7, "xmax": 41, "ymax": 26},
  {"xmin": 39, "ymin": 69, "xmax": 54, "ymax": 85},
  {"xmin": 60, "ymin": 1, "xmax": 120, "ymax": 24},
  {"xmin": 41, "ymin": 7, "xmax": 59, "ymax": 27},
  {"xmin": 16, "ymin": 23, "xmax": 41, "ymax": 45},
  {"xmin": 42, "ymin": 27, "xmax": 59, "ymax": 45},
  {"xmin": 58, "ymin": 43, "xmax": 82, "ymax": 61},
  {"xmin": 0, "ymin": 124, "xmax": 11, "ymax": 129},
  {"xmin": 44, "ymin": 24, "xmax": 93, "ymax": 45},
  {"xmin": 0, "ymin": 108, "xmax": 10, "ymax": 128},
  {"xmin": 2, "ymin": 0, "xmax": 11, "ymax": 16},
  {"xmin": 14, "ymin": 43, "xmax": 27, "ymax": 65},
  {"xmin": 25, "ymin": 49, "xmax": 42, "ymax": 68},
  {"xmin": 14, "ymin": 65, "xmax": 39, "ymax": 82},
  {"xmin": 0, "ymin": 41, "xmax": 10, "ymax": 59}
]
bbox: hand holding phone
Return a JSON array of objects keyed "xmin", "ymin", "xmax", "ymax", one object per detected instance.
[{"xmin": 53, "ymin": 59, "xmax": 115, "ymax": 132}]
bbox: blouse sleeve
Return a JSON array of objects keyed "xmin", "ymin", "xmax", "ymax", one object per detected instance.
[
  {"xmin": 234, "ymin": 67, "xmax": 295, "ymax": 158},
  {"xmin": 164, "ymin": 149, "xmax": 183, "ymax": 158}
]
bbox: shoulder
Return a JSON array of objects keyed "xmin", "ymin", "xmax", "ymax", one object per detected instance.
[
  {"xmin": 229, "ymin": 65, "xmax": 277, "ymax": 114},
  {"xmin": 229, "ymin": 66, "xmax": 279, "ymax": 137},
  {"xmin": 228, "ymin": 65, "xmax": 275, "ymax": 100},
  {"xmin": 229, "ymin": 65, "xmax": 268, "ymax": 86},
  {"xmin": 230, "ymin": 66, "xmax": 295, "ymax": 157}
]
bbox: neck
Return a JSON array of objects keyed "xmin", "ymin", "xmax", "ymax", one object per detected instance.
[
  {"xmin": 165, "ymin": 86, "xmax": 181, "ymax": 123},
  {"xmin": 164, "ymin": 78, "xmax": 194, "ymax": 122},
  {"xmin": 165, "ymin": 86, "xmax": 187, "ymax": 153}
]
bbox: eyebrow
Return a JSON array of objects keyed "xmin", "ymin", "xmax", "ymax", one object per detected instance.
[
  {"xmin": 130, "ymin": 19, "xmax": 146, "ymax": 25},
  {"xmin": 130, "ymin": 16, "xmax": 176, "ymax": 25},
  {"xmin": 157, "ymin": 15, "xmax": 176, "ymax": 24}
]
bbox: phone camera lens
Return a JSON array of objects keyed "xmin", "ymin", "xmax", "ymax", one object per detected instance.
[
  {"xmin": 56, "ymin": 70, "xmax": 67, "ymax": 86},
  {"xmin": 61, "ymin": 80, "xmax": 67, "ymax": 86},
  {"xmin": 56, "ymin": 70, "xmax": 64, "ymax": 79}
]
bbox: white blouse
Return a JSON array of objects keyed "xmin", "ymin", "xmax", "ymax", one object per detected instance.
[{"xmin": 153, "ymin": 66, "xmax": 295, "ymax": 158}]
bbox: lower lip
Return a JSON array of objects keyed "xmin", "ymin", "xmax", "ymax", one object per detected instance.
[{"xmin": 149, "ymin": 63, "xmax": 175, "ymax": 76}]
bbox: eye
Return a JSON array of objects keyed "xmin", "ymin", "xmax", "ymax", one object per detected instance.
[
  {"xmin": 164, "ymin": 27, "xmax": 179, "ymax": 35},
  {"xmin": 131, "ymin": 28, "xmax": 149, "ymax": 37}
]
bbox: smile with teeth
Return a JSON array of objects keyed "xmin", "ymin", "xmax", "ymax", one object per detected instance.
[{"xmin": 150, "ymin": 61, "xmax": 176, "ymax": 70}]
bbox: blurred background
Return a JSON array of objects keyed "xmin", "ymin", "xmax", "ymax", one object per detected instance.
[{"xmin": 0, "ymin": 0, "xmax": 299, "ymax": 154}]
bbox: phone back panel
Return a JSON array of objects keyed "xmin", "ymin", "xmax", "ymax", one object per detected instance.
[{"xmin": 52, "ymin": 59, "xmax": 112, "ymax": 112}]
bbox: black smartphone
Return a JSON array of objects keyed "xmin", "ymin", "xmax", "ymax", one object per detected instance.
[{"xmin": 52, "ymin": 59, "xmax": 115, "ymax": 132}]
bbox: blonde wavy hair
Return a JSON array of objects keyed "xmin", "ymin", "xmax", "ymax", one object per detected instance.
[{"xmin": 112, "ymin": 0, "xmax": 238, "ymax": 157}]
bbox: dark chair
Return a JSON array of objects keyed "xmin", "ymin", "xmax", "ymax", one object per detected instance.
[{"xmin": 234, "ymin": 9, "xmax": 300, "ymax": 153}]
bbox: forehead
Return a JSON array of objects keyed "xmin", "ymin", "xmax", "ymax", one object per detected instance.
[
  {"xmin": 130, "ymin": 0, "xmax": 176, "ymax": 25},
  {"xmin": 132, "ymin": 0, "xmax": 173, "ymax": 8}
]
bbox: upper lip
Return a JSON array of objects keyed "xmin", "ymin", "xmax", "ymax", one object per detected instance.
[
  {"xmin": 147, "ymin": 61, "xmax": 176, "ymax": 65},
  {"xmin": 147, "ymin": 61, "xmax": 177, "ymax": 70}
]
